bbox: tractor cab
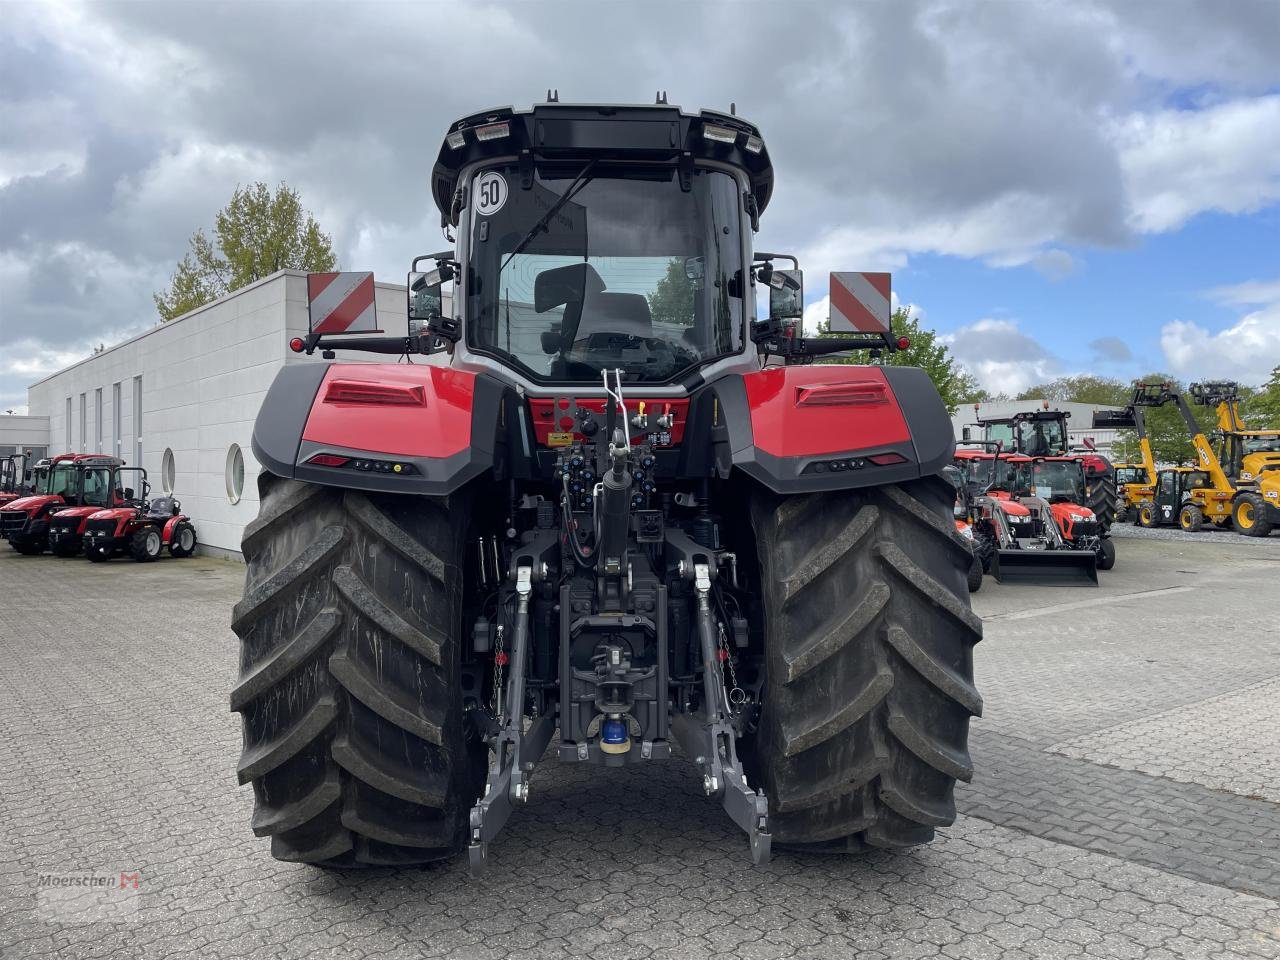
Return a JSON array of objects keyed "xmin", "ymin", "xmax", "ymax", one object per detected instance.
[
  {"xmin": 1016, "ymin": 457, "xmax": 1088, "ymax": 505},
  {"xmin": 1113, "ymin": 463, "xmax": 1148, "ymax": 486},
  {"xmin": 973, "ymin": 410, "xmax": 1069, "ymax": 457},
  {"xmin": 1, "ymin": 454, "xmax": 123, "ymax": 554},
  {"xmin": 1137, "ymin": 468, "xmax": 1212, "ymax": 529},
  {"xmin": 48, "ymin": 465, "xmax": 148, "ymax": 557}
]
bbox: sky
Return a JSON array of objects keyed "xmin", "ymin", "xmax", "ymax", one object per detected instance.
[{"xmin": 2, "ymin": 0, "xmax": 1279, "ymax": 414}]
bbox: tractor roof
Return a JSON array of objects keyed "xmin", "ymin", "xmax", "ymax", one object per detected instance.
[
  {"xmin": 430, "ymin": 101, "xmax": 774, "ymax": 227},
  {"xmin": 975, "ymin": 410, "xmax": 1070, "ymax": 425},
  {"xmin": 49, "ymin": 454, "xmax": 124, "ymax": 466}
]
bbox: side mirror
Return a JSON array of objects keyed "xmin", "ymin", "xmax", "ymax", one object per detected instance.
[
  {"xmin": 407, "ymin": 270, "xmax": 444, "ymax": 330},
  {"xmin": 768, "ymin": 269, "xmax": 803, "ymax": 321},
  {"xmin": 962, "ymin": 427, "xmax": 971, "ymax": 441}
]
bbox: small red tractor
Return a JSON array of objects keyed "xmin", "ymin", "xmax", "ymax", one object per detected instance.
[
  {"xmin": 81, "ymin": 473, "xmax": 197, "ymax": 562},
  {"xmin": 231, "ymin": 99, "xmax": 981, "ymax": 872},
  {"xmin": 953, "ymin": 446, "xmax": 1099, "ymax": 585},
  {"xmin": 46, "ymin": 463, "xmax": 146, "ymax": 556},
  {"xmin": 1, "ymin": 453, "xmax": 122, "ymax": 555},
  {"xmin": 1015, "ymin": 455, "xmax": 1115, "ymax": 573}
]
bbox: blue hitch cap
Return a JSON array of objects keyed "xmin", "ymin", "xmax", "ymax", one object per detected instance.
[{"xmin": 601, "ymin": 718, "xmax": 627, "ymax": 745}]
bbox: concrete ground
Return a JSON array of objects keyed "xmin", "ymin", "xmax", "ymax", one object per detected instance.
[{"xmin": 1, "ymin": 531, "xmax": 1277, "ymax": 960}]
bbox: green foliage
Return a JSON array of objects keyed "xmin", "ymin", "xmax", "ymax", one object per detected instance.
[
  {"xmin": 1015, "ymin": 375, "xmax": 1129, "ymax": 407},
  {"xmin": 1246, "ymin": 365, "xmax": 1280, "ymax": 428},
  {"xmin": 818, "ymin": 308, "xmax": 981, "ymax": 414},
  {"xmin": 1112, "ymin": 373, "xmax": 1217, "ymax": 466},
  {"xmin": 647, "ymin": 258, "xmax": 696, "ymax": 327},
  {"xmin": 154, "ymin": 182, "xmax": 337, "ymax": 321}
]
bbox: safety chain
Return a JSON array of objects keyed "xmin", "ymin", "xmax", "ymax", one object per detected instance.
[
  {"xmin": 716, "ymin": 622, "xmax": 747, "ymax": 713},
  {"xmin": 491, "ymin": 624, "xmax": 507, "ymax": 722}
]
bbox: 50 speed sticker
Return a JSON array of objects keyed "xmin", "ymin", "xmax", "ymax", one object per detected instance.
[{"xmin": 476, "ymin": 171, "xmax": 507, "ymax": 216}]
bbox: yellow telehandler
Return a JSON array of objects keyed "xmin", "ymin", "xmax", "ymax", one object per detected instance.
[{"xmin": 1190, "ymin": 382, "xmax": 1280, "ymax": 536}]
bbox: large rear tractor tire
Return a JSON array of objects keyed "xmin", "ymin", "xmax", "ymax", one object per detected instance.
[
  {"xmin": 1085, "ymin": 468, "xmax": 1117, "ymax": 530},
  {"xmin": 747, "ymin": 476, "xmax": 983, "ymax": 852},
  {"xmin": 230, "ymin": 472, "xmax": 484, "ymax": 866}
]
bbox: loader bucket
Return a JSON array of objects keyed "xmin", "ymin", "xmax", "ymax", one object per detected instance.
[
  {"xmin": 991, "ymin": 548, "xmax": 1099, "ymax": 586},
  {"xmin": 1092, "ymin": 409, "xmax": 1136, "ymax": 429}
]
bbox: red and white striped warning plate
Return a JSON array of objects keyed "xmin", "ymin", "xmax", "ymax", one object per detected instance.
[
  {"xmin": 828, "ymin": 272, "xmax": 891, "ymax": 334},
  {"xmin": 307, "ymin": 272, "xmax": 379, "ymax": 334}
]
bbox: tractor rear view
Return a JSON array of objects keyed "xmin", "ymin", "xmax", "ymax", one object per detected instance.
[{"xmin": 231, "ymin": 100, "xmax": 981, "ymax": 871}]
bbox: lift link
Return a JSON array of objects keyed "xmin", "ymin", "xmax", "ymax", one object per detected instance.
[
  {"xmin": 673, "ymin": 560, "xmax": 771, "ymax": 866},
  {"xmin": 468, "ymin": 563, "xmax": 555, "ymax": 875}
]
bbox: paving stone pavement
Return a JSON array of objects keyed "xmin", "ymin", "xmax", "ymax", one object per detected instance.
[
  {"xmin": 1049, "ymin": 678, "xmax": 1280, "ymax": 803},
  {"xmin": 1, "ymin": 538, "xmax": 1279, "ymax": 960}
]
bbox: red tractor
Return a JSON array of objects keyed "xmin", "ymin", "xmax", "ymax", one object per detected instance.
[
  {"xmin": 1, "ymin": 453, "xmax": 123, "ymax": 555},
  {"xmin": 968, "ymin": 406, "xmax": 1117, "ymax": 529},
  {"xmin": 953, "ymin": 446, "xmax": 1099, "ymax": 585},
  {"xmin": 81, "ymin": 472, "xmax": 197, "ymax": 562},
  {"xmin": 0, "ymin": 453, "xmax": 35, "ymax": 507},
  {"xmin": 47, "ymin": 464, "xmax": 148, "ymax": 557},
  {"xmin": 231, "ymin": 100, "xmax": 980, "ymax": 873}
]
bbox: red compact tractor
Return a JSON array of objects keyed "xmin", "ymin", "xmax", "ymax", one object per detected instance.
[
  {"xmin": 231, "ymin": 100, "xmax": 981, "ymax": 873},
  {"xmin": 81, "ymin": 473, "xmax": 197, "ymax": 562},
  {"xmin": 1, "ymin": 454, "xmax": 123, "ymax": 555},
  {"xmin": 47, "ymin": 463, "xmax": 146, "ymax": 556},
  {"xmin": 968, "ymin": 406, "xmax": 1117, "ymax": 529},
  {"xmin": 953, "ymin": 446, "xmax": 1100, "ymax": 585}
]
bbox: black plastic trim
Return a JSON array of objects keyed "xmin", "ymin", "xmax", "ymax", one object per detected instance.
[{"xmin": 250, "ymin": 363, "xmax": 329, "ymax": 482}]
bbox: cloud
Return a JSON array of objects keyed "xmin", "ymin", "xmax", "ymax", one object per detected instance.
[
  {"xmin": 2, "ymin": 0, "xmax": 1280, "ymax": 408},
  {"xmin": 1032, "ymin": 249, "xmax": 1079, "ymax": 281},
  {"xmin": 1160, "ymin": 304, "xmax": 1280, "ymax": 387},
  {"xmin": 1207, "ymin": 277, "xmax": 1280, "ymax": 307},
  {"xmin": 1089, "ymin": 336, "xmax": 1133, "ymax": 363},
  {"xmin": 940, "ymin": 318, "xmax": 1062, "ymax": 396},
  {"xmin": 1113, "ymin": 96, "xmax": 1280, "ymax": 233}
]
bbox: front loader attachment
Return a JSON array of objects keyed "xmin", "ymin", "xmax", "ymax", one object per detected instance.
[
  {"xmin": 1092, "ymin": 409, "xmax": 1136, "ymax": 430},
  {"xmin": 991, "ymin": 547, "xmax": 1099, "ymax": 586}
]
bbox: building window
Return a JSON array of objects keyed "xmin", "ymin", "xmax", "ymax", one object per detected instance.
[
  {"xmin": 162, "ymin": 448, "xmax": 176, "ymax": 494},
  {"xmin": 79, "ymin": 393, "xmax": 86, "ymax": 451},
  {"xmin": 95, "ymin": 388, "xmax": 103, "ymax": 453},
  {"xmin": 65, "ymin": 397, "xmax": 72, "ymax": 451},
  {"xmin": 133, "ymin": 376, "xmax": 142, "ymax": 466},
  {"xmin": 226, "ymin": 444, "xmax": 245, "ymax": 504},
  {"xmin": 113, "ymin": 382, "xmax": 122, "ymax": 459}
]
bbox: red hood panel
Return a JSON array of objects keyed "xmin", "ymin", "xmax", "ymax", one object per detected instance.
[
  {"xmin": 2, "ymin": 495, "xmax": 65, "ymax": 514},
  {"xmin": 991, "ymin": 498, "xmax": 1032, "ymax": 517},
  {"xmin": 301, "ymin": 364, "xmax": 475, "ymax": 459}
]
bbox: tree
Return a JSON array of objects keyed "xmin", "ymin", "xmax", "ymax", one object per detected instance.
[
  {"xmin": 817, "ymin": 308, "xmax": 981, "ymax": 414},
  {"xmin": 1247, "ymin": 365, "xmax": 1280, "ymax": 428},
  {"xmin": 154, "ymin": 182, "xmax": 337, "ymax": 320},
  {"xmin": 1014, "ymin": 375, "xmax": 1129, "ymax": 407},
  {"xmin": 647, "ymin": 258, "xmax": 696, "ymax": 327}
]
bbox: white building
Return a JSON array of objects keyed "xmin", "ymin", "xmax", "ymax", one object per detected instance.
[
  {"xmin": 952, "ymin": 399, "xmax": 1127, "ymax": 458},
  {"xmin": 21, "ymin": 270, "xmax": 416, "ymax": 559},
  {"xmin": 0, "ymin": 414, "xmax": 51, "ymax": 463}
]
